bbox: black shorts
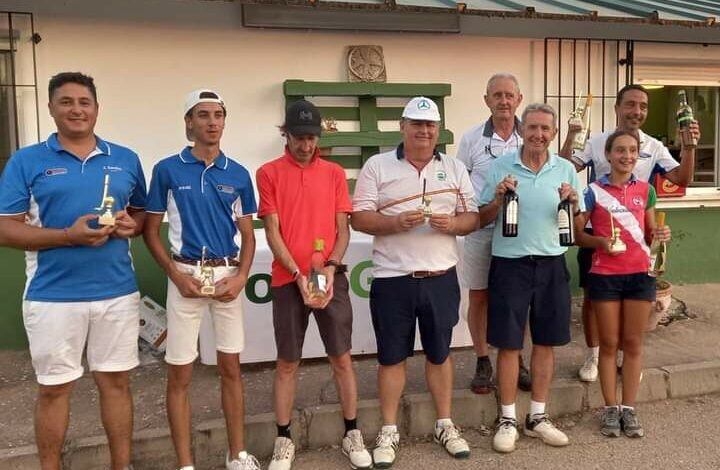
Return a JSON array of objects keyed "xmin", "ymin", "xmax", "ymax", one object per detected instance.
[
  {"xmin": 271, "ymin": 274, "xmax": 353, "ymax": 362},
  {"xmin": 369, "ymin": 267, "xmax": 460, "ymax": 366},
  {"xmin": 488, "ymin": 255, "xmax": 572, "ymax": 350},
  {"xmin": 587, "ymin": 272, "xmax": 656, "ymax": 302},
  {"xmin": 577, "ymin": 228, "xmax": 594, "ymax": 289}
]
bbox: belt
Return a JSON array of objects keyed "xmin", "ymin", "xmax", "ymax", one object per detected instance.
[
  {"xmin": 411, "ymin": 270, "xmax": 448, "ymax": 279},
  {"xmin": 523, "ymin": 255, "xmax": 560, "ymax": 261},
  {"xmin": 172, "ymin": 254, "xmax": 240, "ymax": 267}
]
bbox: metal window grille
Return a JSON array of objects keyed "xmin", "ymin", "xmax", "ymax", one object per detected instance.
[{"xmin": 0, "ymin": 11, "xmax": 39, "ymax": 172}]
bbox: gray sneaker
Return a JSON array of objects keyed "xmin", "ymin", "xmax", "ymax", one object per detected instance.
[
  {"xmin": 620, "ymin": 407, "xmax": 645, "ymax": 438},
  {"xmin": 600, "ymin": 406, "xmax": 621, "ymax": 437}
]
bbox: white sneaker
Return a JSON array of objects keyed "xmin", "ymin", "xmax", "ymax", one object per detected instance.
[
  {"xmin": 268, "ymin": 436, "xmax": 295, "ymax": 470},
  {"xmin": 434, "ymin": 422, "xmax": 470, "ymax": 459},
  {"xmin": 578, "ymin": 354, "xmax": 599, "ymax": 382},
  {"xmin": 177, "ymin": 466, "xmax": 195, "ymax": 470},
  {"xmin": 226, "ymin": 451, "xmax": 261, "ymax": 470},
  {"xmin": 492, "ymin": 417, "xmax": 519, "ymax": 453},
  {"xmin": 523, "ymin": 413, "xmax": 569, "ymax": 447},
  {"xmin": 372, "ymin": 426, "xmax": 399, "ymax": 469},
  {"xmin": 342, "ymin": 429, "xmax": 373, "ymax": 469}
]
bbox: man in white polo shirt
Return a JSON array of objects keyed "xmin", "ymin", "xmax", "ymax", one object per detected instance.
[
  {"xmin": 352, "ymin": 97, "xmax": 478, "ymax": 468},
  {"xmin": 456, "ymin": 73, "xmax": 532, "ymax": 395},
  {"xmin": 144, "ymin": 90, "xmax": 259, "ymax": 470},
  {"xmin": 559, "ymin": 84, "xmax": 700, "ymax": 383}
]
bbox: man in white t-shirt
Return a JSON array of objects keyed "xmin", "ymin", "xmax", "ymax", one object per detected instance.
[
  {"xmin": 456, "ymin": 73, "xmax": 531, "ymax": 395},
  {"xmin": 559, "ymin": 84, "xmax": 700, "ymax": 383}
]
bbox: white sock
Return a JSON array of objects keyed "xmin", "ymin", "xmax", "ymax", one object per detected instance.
[
  {"xmin": 436, "ymin": 418, "xmax": 453, "ymax": 428},
  {"xmin": 590, "ymin": 346, "xmax": 600, "ymax": 360},
  {"xmin": 500, "ymin": 403, "xmax": 516, "ymax": 420},
  {"xmin": 382, "ymin": 424, "xmax": 398, "ymax": 433},
  {"xmin": 530, "ymin": 400, "xmax": 546, "ymax": 416},
  {"xmin": 237, "ymin": 451, "xmax": 247, "ymax": 458},
  {"xmin": 620, "ymin": 405, "xmax": 634, "ymax": 411}
]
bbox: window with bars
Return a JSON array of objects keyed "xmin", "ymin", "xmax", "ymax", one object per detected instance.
[{"xmin": 0, "ymin": 12, "xmax": 39, "ymax": 171}]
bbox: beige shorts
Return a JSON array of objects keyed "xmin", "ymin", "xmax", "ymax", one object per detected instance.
[
  {"xmin": 461, "ymin": 228, "xmax": 493, "ymax": 290},
  {"xmin": 165, "ymin": 262, "xmax": 245, "ymax": 365},
  {"xmin": 23, "ymin": 292, "xmax": 141, "ymax": 386}
]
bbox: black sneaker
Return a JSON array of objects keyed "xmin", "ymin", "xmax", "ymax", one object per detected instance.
[
  {"xmin": 470, "ymin": 356, "xmax": 494, "ymax": 394},
  {"xmin": 600, "ymin": 406, "xmax": 621, "ymax": 437},
  {"xmin": 620, "ymin": 407, "xmax": 645, "ymax": 438},
  {"xmin": 518, "ymin": 358, "xmax": 532, "ymax": 392}
]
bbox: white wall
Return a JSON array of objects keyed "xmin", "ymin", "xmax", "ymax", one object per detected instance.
[{"xmin": 4, "ymin": 0, "xmax": 546, "ymax": 178}]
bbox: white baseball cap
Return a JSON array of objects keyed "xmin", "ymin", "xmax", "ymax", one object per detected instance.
[
  {"xmin": 184, "ymin": 89, "xmax": 225, "ymax": 115},
  {"xmin": 402, "ymin": 96, "xmax": 441, "ymax": 122}
]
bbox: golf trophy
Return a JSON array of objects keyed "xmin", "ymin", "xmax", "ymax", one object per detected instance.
[
  {"xmin": 96, "ymin": 174, "xmax": 116, "ymax": 226},
  {"xmin": 418, "ymin": 178, "xmax": 432, "ymax": 219},
  {"xmin": 198, "ymin": 246, "xmax": 215, "ymax": 296},
  {"xmin": 569, "ymin": 93, "xmax": 593, "ymax": 151},
  {"xmin": 608, "ymin": 214, "xmax": 627, "ymax": 254}
]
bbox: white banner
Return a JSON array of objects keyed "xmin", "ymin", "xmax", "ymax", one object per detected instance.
[{"xmin": 199, "ymin": 230, "xmax": 472, "ymax": 364}]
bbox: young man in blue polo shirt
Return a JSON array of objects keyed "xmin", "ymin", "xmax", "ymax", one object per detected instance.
[
  {"xmin": 478, "ymin": 103, "xmax": 583, "ymax": 454},
  {"xmin": 143, "ymin": 90, "xmax": 258, "ymax": 470},
  {"xmin": 0, "ymin": 72, "xmax": 146, "ymax": 470}
]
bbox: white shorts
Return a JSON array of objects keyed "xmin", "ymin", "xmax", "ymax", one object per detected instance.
[
  {"xmin": 165, "ymin": 262, "xmax": 245, "ymax": 365},
  {"xmin": 22, "ymin": 292, "xmax": 140, "ymax": 386},
  {"xmin": 461, "ymin": 228, "xmax": 493, "ymax": 290}
]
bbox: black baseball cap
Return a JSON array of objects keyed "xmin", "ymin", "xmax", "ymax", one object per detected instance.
[{"xmin": 284, "ymin": 100, "xmax": 322, "ymax": 137}]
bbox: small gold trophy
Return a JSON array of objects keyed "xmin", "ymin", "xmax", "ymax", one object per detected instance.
[
  {"xmin": 569, "ymin": 93, "xmax": 593, "ymax": 151},
  {"xmin": 198, "ymin": 246, "xmax": 215, "ymax": 296},
  {"xmin": 608, "ymin": 214, "xmax": 627, "ymax": 254},
  {"xmin": 96, "ymin": 174, "xmax": 116, "ymax": 226},
  {"xmin": 418, "ymin": 178, "xmax": 432, "ymax": 219}
]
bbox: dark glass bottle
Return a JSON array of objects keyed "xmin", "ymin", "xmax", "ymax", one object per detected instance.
[
  {"xmin": 502, "ymin": 187, "xmax": 519, "ymax": 237},
  {"xmin": 557, "ymin": 198, "xmax": 574, "ymax": 246}
]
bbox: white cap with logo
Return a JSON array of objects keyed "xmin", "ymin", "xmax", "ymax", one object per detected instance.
[
  {"xmin": 184, "ymin": 89, "xmax": 225, "ymax": 115},
  {"xmin": 402, "ymin": 96, "xmax": 441, "ymax": 122}
]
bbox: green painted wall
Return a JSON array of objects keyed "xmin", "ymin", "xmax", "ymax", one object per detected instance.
[{"xmin": 2, "ymin": 209, "xmax": 720, "ymax": 349}]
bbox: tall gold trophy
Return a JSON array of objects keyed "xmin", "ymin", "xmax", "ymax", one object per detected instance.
[
  {"xmin": 96, "ymin": 174, "xmax": 116, "ymax": 226},
  {"xmin": 608, "ymin": 214, "xmax": 626, "ymax": 254},
  {"xmin": 569, "ymin": 93, "xmax": 593, "ymax": 150},
  {"xmin": 198, "ymin": 246, "xmax": 215, "ymax": 296}
]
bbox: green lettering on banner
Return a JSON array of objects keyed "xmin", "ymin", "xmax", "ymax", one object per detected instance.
[
  {"xmin": 245, "ymin": 273, "xmax": 272, "ymax": 304},
  {"xmin": 350, "ymin": 260, "xmax": 373, "ymax": 298}
]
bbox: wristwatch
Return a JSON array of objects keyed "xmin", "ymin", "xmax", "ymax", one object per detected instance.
[{"xmin": 325, "ymin": 259, "xmax": 348, "ymax": 273}]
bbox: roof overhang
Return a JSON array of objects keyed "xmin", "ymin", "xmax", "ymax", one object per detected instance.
[{"xmin": 241, "ymin": 1, "xmax": 720, "ymax": 43}]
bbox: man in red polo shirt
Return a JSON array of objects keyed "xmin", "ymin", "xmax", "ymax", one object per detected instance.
[{"xmin": 257, "ymin": 100, "xmax": 371, "ymax": 470}]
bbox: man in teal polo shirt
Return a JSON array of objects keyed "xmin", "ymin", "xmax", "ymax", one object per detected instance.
[{"xmin": 477, "ymin": 103, "xmax": 583, "ymax": 454}]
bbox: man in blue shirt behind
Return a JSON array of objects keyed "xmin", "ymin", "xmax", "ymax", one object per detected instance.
[
  {"xmin": 0, "ymin": 72, "xmax": 147, "ymax": 469},
  {"xmin": 143, "ymin": 90, "xmax": 258, "ymax": 470}
]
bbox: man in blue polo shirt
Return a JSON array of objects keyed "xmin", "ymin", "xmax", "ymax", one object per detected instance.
[
  {"xmin": 0, "ymin": 72, "xmax": 146, "ymax": 469},
  {"xmin": 143, "ymin": 89, "xmax": 259, "ymax": 470},
  {"xmin": 478, "ymin": 103, "xmax": 583, "ymax": 454}
]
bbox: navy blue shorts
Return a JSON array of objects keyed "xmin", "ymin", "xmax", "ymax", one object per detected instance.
[
  {"xmin": 370, "ymin": 267, "xmax": 460, "ymax": 366},
  {"xmin": 488, "ymin": 255, "xmax": 572, "ymax": 350},
  {"xmin": 577, "ymin": 228, "xmax": 594, "ymax": 289},
  {"xmin": 587, "ymin": 272, "xmax": 656, "ymax": 302}
]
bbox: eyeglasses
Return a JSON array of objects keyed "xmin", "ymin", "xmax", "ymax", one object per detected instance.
[{"xmin": 484, "ymin": 134, "xmax": 520, "ymax": 159}]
